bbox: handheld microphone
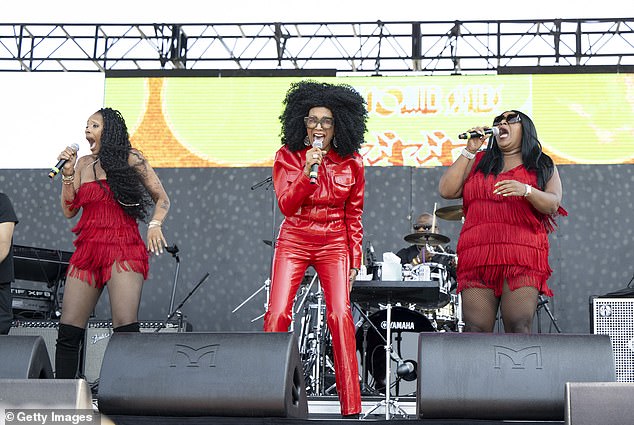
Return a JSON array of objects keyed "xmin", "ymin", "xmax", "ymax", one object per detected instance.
[
  {"xmin": 458, "ymin": 126, "xmax": 499, "ymax": 140},
  {"xmin": 309, "ymin": 136, "xmax": 323, "ymax": 185},
  {"xmin": 48, "ymin": 143, "xmax": 80, "ymax": 179}
]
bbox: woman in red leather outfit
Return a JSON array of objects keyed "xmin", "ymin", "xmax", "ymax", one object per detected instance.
[
  {"xmin": 264, "ymin": 81, "xmax": 367, "ymax": 418},
  {"xmin": 439, "ymin": 110, "xmax": 566, "ymax": 333}
]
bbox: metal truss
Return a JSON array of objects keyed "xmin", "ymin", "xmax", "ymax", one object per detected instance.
[{"xmin": 1, "ymin": 19, "xmax": 633, "ymax": 74}]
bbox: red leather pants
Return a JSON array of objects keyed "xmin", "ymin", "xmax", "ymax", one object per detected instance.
[{"xmin": 263, "ymin": 232, "xmax": 361, "ymax": 416}]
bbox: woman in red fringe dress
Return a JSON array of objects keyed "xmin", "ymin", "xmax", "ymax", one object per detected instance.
[
  {"xmin": 439, "ymin": 110, "xmax": 566, "ymax": 333},
  {"xmin": 54, "ymin": 108, "xmax": 170, "ymax": 378},
  {"xmin": 264, "ymin": 81, "xmax": 367, "ymax": 418}
]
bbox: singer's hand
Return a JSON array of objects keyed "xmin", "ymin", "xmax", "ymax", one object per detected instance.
[
  {"xmin": 349, "ymin": 268, "xmax": 358, "ymax": 284},
  {"xmin": 147, "ymin": 226, "xmax": 167, "ymax": 256},
  {"xmin": 465, "ymin": 126, "xmax": 489, "ymax": 153},
  {"xmin": 303, "ymin": 147, "xmax": 323, "ymax": 177},
  {"xmin": 493, "ymin": 179, "xmax": 527, "ymax": 197},
  {"xmin": 57, "ymin": 146, "xmax": 78, "ymax": 175}
]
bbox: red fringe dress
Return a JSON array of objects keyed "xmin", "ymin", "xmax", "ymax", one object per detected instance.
[
  {"xmin": 66, "ymin": 180, "xmax": 149, "ymax": 288},
  {"xmin": 456, "ymin": 153, "xmax": 567, "ymax": 297}
]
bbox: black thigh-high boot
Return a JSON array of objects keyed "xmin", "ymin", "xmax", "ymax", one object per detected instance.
[
  {"xmin": 113, "ymin": 322, "xmax": 140, "ymax": 333},
  {"xmin": 55, "ymin": 323, "xmax": 85, "ymax": 379}
]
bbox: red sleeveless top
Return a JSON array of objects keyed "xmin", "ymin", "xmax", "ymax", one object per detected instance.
[
  {"xmin": 456, "ymin": 152, "xmax": 567, "ymax": 296},
  {"xmin": 67, "ymin": 180, "xmax": 149, "ymax": 288}
]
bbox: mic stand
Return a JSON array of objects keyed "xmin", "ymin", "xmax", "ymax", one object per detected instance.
[
  {"xmin": 536, "ymin": 295, "xmax": 562, "ymax": 333},
  {"xmin": 155, "ymin": 272, "xmax": 210, "ymax": 333},
  {"xmin": 250, "ymin": 175, "xmax": 272, "ymax": 190},
  {"xmin": 165, "ymin": 244, "xmax": 181, "ymax": 317}
]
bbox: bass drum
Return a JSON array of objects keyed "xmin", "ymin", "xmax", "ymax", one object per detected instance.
[{"xmin": 355, "ymin": 306, "xmax": 434, "ymax": 396}]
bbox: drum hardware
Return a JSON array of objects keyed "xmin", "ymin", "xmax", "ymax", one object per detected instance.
[
  {"xmin": 238, "ymin": 174, "xmax": 276, "ymax": 323},
  {"xmin": 434, "ymin": 204, "xmax": 464, "ymax": 221},
  {"xmin": 403, "ymin": 232, "xmax": 450, "ymax": 246},
  {"xmin": 231, "ymin": 278, "xmax": 270, "ymax": 323},
  {"xmin": 352, "ymin": 284, "xmax": 439, "ymax": 420},
  {"xmin": 364, "ymin": 300, "xmax": 408, "ymax": 420},
  {"xmin": 294, "ymin": 275, "xmax": 337, "ymax": 397}
]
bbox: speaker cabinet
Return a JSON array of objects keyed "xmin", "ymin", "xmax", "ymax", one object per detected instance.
[
  {"xmin": 591, "ymin": 296, "xmax": 634, "ymax": 382},
  {"xmin": 565, "ymin": 382, "xmax": 634, "ymax": 425},
  {"xmin": 83, "ymin": 319, "xmax": 186, "ymax": 384},
  {"xmin": 0, "ymin": 379, "xmax": 92, "ymax": 409},
  {"xmin": 0, "ymin": 335, "xmax": 54, "ymax": 378},
  {"xmin": 97, "ymin": 332, "xmax": 308, "ymax": 418},
  {"xmin": 416, "ymin": 333, "xmax": 615, "ymax": 421},
  {"xmin": 9, "ymin": 320, "xmax": 59, "ymax": 372}
]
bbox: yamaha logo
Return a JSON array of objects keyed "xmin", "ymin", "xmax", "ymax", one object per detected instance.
[{"xmin": 380, "ymin": 320, "xmax": 415, "ymax": 331}]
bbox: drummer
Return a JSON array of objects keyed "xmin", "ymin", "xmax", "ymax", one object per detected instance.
[{"xmin": 396, "ymin": 212, "xmax": 457, "ymax": 286}]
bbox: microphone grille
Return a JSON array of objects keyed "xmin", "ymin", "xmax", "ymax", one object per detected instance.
[
  {"xmin": 312, "ymin": 136, "xmax": 323, "ymax": 149},
  {"xmin": 491, "ymin": 127, "xmax": 500, "ymax": 137},
  {"xmin": 70, "ymin": 143, "xmax": 80, "ymax": 151}
]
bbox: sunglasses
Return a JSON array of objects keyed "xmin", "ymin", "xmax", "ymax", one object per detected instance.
[
  {"xmin": 493, "ymin": 112, "xmax": 521, "ymax": 127},
  {"xmin": 304, "ymin": 116, "xmax": 334, "ymax": 129},
  {"xmin": 413, "ymin": 223, "xmax": 432, "ymax": 231}
]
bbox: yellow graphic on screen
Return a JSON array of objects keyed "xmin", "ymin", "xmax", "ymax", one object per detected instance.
[{"xmin": 105, "ymin": 74, "xmax": 634, "ymax": 167}]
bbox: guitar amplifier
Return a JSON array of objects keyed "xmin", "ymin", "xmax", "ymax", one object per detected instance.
[
  {"xmin": 591, "ymin": 297, "xmax": 634, "ymax": 382},
  {"xmin": 11, "ymin": 286, "xmax": 54, "ymax": 313},
  {"xmin": 9, "ymin": 320, "xmax": 59, "ymax": 371},
  {"xmin": 83, "ymin": 319, "xmax": 188, "ymax": 384}
]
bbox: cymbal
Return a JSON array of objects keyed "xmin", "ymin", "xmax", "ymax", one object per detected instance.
[
  {"xmin": 435, "ymin": 205, "xmax": 464, "ymax": 221},
  {"xmin": 404, "ymin": 232, "xmax": 450, "ymax": 246}
]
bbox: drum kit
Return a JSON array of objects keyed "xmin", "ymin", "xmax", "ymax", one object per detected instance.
[{"xmin": 291, "ymin": 204, "xmax": 465, "ymax": 403}]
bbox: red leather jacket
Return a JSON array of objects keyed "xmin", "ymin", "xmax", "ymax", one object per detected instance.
[{"xmin": 273, "ymin": 145, "xmax": 365, "ymax": 269}]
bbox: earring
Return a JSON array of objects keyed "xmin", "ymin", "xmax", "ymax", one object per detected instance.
[
  {"xmin": 332, "ymin": 137, "xmax": 338, "ymax": 148},
  {"xmin": 304, "ymin": 136, "xmax": 310, "ymax": 146}
]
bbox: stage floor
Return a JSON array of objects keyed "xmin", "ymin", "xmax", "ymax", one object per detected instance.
[{"xmin": 104, "ymin": 396, "xmax": 564, "ymax": 425}]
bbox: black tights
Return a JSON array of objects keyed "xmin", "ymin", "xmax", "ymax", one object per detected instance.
[{"xmin": 461, "ymin": 284, "xmax": 539, "ymax": 333}]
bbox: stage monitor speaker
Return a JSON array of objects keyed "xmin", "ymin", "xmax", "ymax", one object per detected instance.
[
  {"xmin": 9, "ymin": 319, "xmax": 59, "ymax": 372},
  {"xmin": 83, "ymin": 319, "xmax": 186, "ymax": 384},
  {"xmin": 98, "ymin": 332, "xmax": 308, "ymax": 418},
  {"xmin": 416, "ymin": 333, "xmax": 615, "ymax": 421},
  {"xmin": 0, "ymin": 379, "xmax": 92, "ymax": 409},
  {"xmin": 0, "ymin": 335, "xmax": 53, "ymax": 378},
  {"xmin": 565, "ymin": 382, "xmax": 634, "ymax": 425},
  {"xmin": 590, "ymin": 296, "xmax": 634, "ymax": 382}
]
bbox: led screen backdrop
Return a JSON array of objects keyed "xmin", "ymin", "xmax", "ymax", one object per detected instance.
[{"xmin": 104, "ymin": 73, "xmax": 634, "ymax": 168}]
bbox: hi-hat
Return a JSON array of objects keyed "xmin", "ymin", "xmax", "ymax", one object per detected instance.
[
  {"xmin": 404, "ymin": 232, "xmax": 450, "ymax": 246},
  {"xmin": 435, "ymin": 205, "xmax": 464, "ymax": 221}
]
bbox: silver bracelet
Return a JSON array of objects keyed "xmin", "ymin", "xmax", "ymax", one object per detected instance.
[
  {"xmin": 524, "ymin": 184, "xmax": 532, "ymax": 197},
  {"xmin": 461, "ymin": 148, "xmax": 476, "ymax": 160}
]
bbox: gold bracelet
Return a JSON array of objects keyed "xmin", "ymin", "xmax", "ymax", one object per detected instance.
[{"xmin": 61, "ymin": 174, "xmax": 75, "ymax": 182}]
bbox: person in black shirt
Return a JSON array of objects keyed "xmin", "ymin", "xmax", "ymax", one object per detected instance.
[
  {"xmin": 396, "ymin": 212, "xmax": 456, "ymax": 286},
  {"xmin": 0, "ymin": 192, "xmax": 18, "ymax": 335}
]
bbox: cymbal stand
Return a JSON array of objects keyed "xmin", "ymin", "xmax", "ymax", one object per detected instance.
[
  {"xmin": 232, "ymin": 175, "xmax": 276, "ymax": 322},
  {"xmin": 362, "ymin": 298, "xmax": 408, "ymax": 420}
]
